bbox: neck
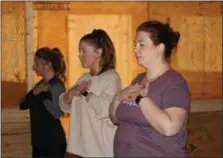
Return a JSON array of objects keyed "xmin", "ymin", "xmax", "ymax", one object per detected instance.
[
  {"xmin": 145, "ymin": 60, "xmax": 169, "ymax": 82},
  {"xmin": 42, "ymin": 71, "xmax": 55, "ymax": 84},
  {"xmin": 90, "ymin": 60, "xmax": 101, "ymax": 76}
]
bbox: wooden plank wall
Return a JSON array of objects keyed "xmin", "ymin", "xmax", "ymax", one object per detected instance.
[
  {"xmin": 67, "ymin": 14, "xmax": 133, "ymax": 88},
  {"xmin": 1, "ymin": 2, "xmax": 27, "ymax": 107},
  {"xmin": 147, "ymin": 2, "xmax": 222, "ymax": 98},
  {"xmin": 35, "ymin": 2, "xmax": 148, "ymax": 88},
  {"xmin": 1, "ymin": 2, "xmax": 222, "ymax": 107},
  {"xmin": 35, "ymin": 2, "xmax": 222, "ymax": 98}
]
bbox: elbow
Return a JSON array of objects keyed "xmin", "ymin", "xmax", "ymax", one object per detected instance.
[
  {"xmin": 19, "ymin": 106, "xmax": 24, "ymax": 110},
  {"xmin": 110, "ymin": 115, "xmax": 118, "ymax": 125},
  {"xmin": 19, "ymin": 104, "xmax": 28, "ymax": 110},
  {"xmin": 111, "ymin": 120, "xmax": 119, "ymax": 126},
  {"xmin": 109, "ymin": 110, "xmax": 119, "ymax": 125},
  {"xmin": 20, "ymin": 107, "xmax": 28, "ymax": 110},
  {"xmin": 162, "ymin": 130, "xmax": 177, "ymax": 137},
  {"xmin": 161, "ymin": 125, "xmax": 180, "ymax": 137}
]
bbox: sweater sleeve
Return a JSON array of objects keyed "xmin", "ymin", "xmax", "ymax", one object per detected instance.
[
  {"xmin": 87, "ymin": 72, "xmax": 122, "ymax": 120},
  {"xmin": 59, "ymin": 73, "xmax": 89, "ymax": 113},
  {"xmin": 59, "ymin": 93, "xmax": 71, "ymax": 113}
]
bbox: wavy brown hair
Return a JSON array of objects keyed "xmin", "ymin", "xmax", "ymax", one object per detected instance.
[
  {"xmin": 80, "ymin": 29, "xmax": 116, "ymax": 75},
  {"xmin": 35, "ymin": 47, "xmax": 66, "ymax": 81}
]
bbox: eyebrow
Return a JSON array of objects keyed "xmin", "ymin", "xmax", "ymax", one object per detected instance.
[{"xmin": 134, "ymin": 39, "xmax": 144, "ymax": 43}]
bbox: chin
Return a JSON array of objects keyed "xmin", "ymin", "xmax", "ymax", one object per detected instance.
[
  {"xmin": 35, "ymin": 72, "xmax": 41, "ymax": 76},
  {"xmin": 36, "ymin": 74, "xmax": 43, "ymax": 78},
  {"xmin": 81, "ymin": 63, "xmax": 90, "ymax": 69},
  {"xmin": 137, "ymin": 60, "xmax": 145, "ymax": 67}
]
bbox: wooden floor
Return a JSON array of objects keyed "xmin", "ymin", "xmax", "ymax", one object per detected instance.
[
  {"xmin": 188, "ymin": 111, "xmax": 222, "ymax": 157},
  {"xmin": 2, "ymin": 108, "xmax": 222, "ymax": 157}
]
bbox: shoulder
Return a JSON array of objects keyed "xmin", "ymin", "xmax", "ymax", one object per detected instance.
[
  {"xmin": 131, "ymin": 72, "xmax": 146, "ymax": 85},
  {"xmin": 76, "ymin": 72, "xmax": 90, "ymax": 83},
  {"xmin": 166, "ymin": 69, "xmax": 190, "ymax": 92},
  {"xmin": 49, "ymin": 78, "xmax": 65, "ymax": 92},
  {"xmin": 100, "ymin": 69, "xmax": 121, "ymax": 82},
  {"xmin": 170, "ymin": 69, "xmax": 188, "ymax": 84},
  {"xmin": 161, "ymin": 69, "xmax": 191, "ymax": 109}
]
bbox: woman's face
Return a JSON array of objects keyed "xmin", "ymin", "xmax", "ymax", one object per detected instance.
[
  {"xmin": 134, "ymin": 31, "xmax": 161, "ymax": 68},
  {"xmin": 33, "ymin": 56, "xmax": 45, "ymax": 76},
  {"xmin": 78, "ymin": 40, "xmax": 101, "ymax": 69},
  {"xmin": 32, "ymin": 56, "xmax": 51, "ymax": 77}
]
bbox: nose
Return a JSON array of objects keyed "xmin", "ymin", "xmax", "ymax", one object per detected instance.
[
  {"xmin": 78, "ymin": 51, "xmax": 83, "ymax": 58},
  {"xmin": 78, "ymin": 53, "xmax": 82, "ymax": 59},
  {"xmin": 134, "ymin": 46, "xmax": 139, "ymax": 56},
  {"xmin": 134, "ymin": 47, "xmax": 137, "ymax": 53}
]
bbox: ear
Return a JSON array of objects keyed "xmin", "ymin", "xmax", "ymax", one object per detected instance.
[
  {"xmin": 44, "ymin": 61, "xmax": 52, "ymax": 70},
  {"xmin": 156, "ymin": 43, "xmax": 165, "ymax": 54},
  {"xmin": 95, "ymin": 48, "xmax": 102, "ymax": 57}
]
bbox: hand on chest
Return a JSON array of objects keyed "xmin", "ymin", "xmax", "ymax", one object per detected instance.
[{"xmin": 79, "ymin": 76, "xmax": 104, "ymax": 95}]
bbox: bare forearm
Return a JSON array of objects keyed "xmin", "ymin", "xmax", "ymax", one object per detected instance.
[
  {"xmin": 139, "ymin": 97, "xmax": 172, "ymax": 136},
  {"xmin": 63, "ymin": 85, "xmax": 80, "ymax": 104},
  {"xmin": 109, "ymin": 93, "xmax": 120, "ymax": 124},
  {"xmin": 63, "ymin": 93, "xmax": 73, "ymax": 105}
]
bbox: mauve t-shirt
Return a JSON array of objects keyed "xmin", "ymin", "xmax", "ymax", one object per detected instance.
[{"xmin": 114, "ymin": 68, "xmax": 191, "ymax": 157}]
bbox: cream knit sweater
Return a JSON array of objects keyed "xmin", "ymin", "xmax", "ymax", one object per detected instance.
[{"xmin": 59, "ymin": 69, "xmax": 121, "ymax": 157}]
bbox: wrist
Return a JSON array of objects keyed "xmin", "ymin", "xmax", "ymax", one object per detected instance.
[
  {"xmin": 118, "ymin": 91, "xmax": 124, "ymax": 101},
  {"xmin": 135, "ymin": 94, "xmax": 147, "ymax": 104},
  {"xmin": 82, "ymin": 91, "xmax": 93, "ymax": 102},
  {"xmin": 82, "ymin": 90, "xmax": 89, "ymax": 97},
  {"xmin": 64, "ymin": 93, "xmax": 72, "ymax": 104}
]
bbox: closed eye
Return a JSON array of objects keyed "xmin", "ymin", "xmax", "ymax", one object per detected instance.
[{"xmin": 140, "ymin": 44, "xmax": 145, "ymax": 47}]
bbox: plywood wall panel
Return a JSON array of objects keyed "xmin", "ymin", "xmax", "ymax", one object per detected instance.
[
  {"xmin": 204, "ymin": 16, "xmax": 222, "ymax": 72},
  {"xmin": 148, "ymin": 2, "xmax": 222, "ymax": 16},
  {"xmin": 36, "ymin": 11, "xmax": 69, "ymax": 85},
  {"xmin": 1, "ymin": 2, "xmax": 27, "ymax": 106},
  {"xmin": 34, "ymin": 2, "xmax": 222, "ymax": 97},
  {"xmin": 69, "ymin": 2, "xmax": 147, "ymax": 14},
  {"xmin": 68, "ymin": 15, "xmax": 133, "ymax": 88},
  {"xmin": 35, "ymin": 2, "xmax": 148, "ymax": 88},
  {"xmin": 148, "ymin": 2, "xmax": 222, "ymax": 98}
]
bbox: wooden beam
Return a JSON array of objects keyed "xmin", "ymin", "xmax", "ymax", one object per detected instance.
[{"xmin": 24, "ymin": 2, "xmax": 34, "ymax": 92}]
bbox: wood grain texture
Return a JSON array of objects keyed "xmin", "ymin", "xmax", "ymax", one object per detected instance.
[{"xmin": 2, "ymin": 108, "xmax": 222, "ymax": 157}]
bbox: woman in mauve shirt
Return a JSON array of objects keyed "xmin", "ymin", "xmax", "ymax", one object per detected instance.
[{"xmin": 109, "ymin": 20, "xmax": 191, "ymax": 157}]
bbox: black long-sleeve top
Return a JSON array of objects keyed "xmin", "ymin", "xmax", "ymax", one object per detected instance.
[{"xmin": 19, "ymin": 76, "xmax": 67, "ymax": 146}]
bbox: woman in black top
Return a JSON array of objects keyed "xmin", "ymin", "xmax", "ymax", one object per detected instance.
[{"xmin": 19, "ymin": 47, "xmax": 67, "ymax": 157}]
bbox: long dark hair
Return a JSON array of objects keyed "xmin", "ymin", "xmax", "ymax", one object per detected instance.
[
  {"xmin": 35, "ymin": 47, "xmax": 66, "ymax": 81},
  {"xmin": 80, "ymin": 29, "xmax": 116, "ymax": 75}
]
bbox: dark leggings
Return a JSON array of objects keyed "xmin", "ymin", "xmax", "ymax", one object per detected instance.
[
  {"xmin": 32, "ymin": 144, "xmax": 66, "ymax": 158},
  {"xmin": 64, "ymin": 152, "xmax": 83, "ymax": 158}
]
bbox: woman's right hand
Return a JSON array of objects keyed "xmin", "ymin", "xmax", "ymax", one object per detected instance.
[
  {"xmin": 33, "ymin": 83, "xmax": 49, "ymax": 95},
  {"xmin": 63, "ymin": 80, "xmax": 91, "ymax": 104},
  {"xmin": 119, "ymin": 83, "xmax": 143, "ymax": 101}
]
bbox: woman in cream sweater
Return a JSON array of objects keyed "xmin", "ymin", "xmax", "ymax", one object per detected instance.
[{"xmin": 59, "ymin": 29, "xmax": 121, "ymax": 157}]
